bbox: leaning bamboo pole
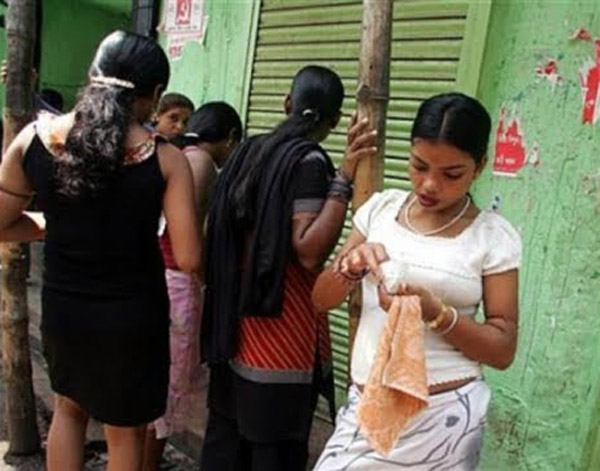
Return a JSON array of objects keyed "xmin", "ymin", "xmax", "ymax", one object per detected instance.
[{"xmin": 347, "ymin": 0, "xmax": 393, "ymax": 366}]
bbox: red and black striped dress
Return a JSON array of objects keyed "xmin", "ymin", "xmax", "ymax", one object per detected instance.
[{"xmin": 207, "ymin": 150, "xmax": 335, "ymax": 443}]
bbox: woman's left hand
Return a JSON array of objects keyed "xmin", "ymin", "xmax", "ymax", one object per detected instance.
[
  {"xmin": 377, "ymin": 282, "xmax": 444, "ymax": 322},
  {"xmin": 396, "ymin": 283, "xmax": 444, "ymax": 322}
]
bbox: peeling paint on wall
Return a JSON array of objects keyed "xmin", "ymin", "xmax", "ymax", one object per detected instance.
[
  {"xmin": 476, "ymin": 2, "xmax": 600, "ymax": 469},
  {"xmin": 535, "ymin": 59, "xmax": 562, "ymax": 91},
  {"xmin": 570, "ymin": 27, "xmax": 593, "ymax": 42},
  {"xmin": 528, "ymin": 142, "xmax": 541, "ymax": 168},
  {"xmin": 490, "ymin": 194, "xmax": 502, "ymax": 212}
]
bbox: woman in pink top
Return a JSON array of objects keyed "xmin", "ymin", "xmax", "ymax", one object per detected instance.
[{"xmin": 143, "ymin": 102, "xmax": 242, "ymax": 471}]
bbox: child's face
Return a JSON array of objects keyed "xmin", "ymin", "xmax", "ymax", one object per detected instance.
[{"xmin": 154, "ymin": 106, "xmax": 192, "ymax": 139}]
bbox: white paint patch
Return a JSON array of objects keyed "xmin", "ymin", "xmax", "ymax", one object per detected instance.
[
  {"xmin": 0, "ymin": 442, "xmax": 16, "ymax": 470},
  {"xmin": 550, "ymin": 316, "xmax": 556, "ymax": 330},
  {"xmin": 528, "ymin": 142, "xmax": 541, "ymax": 168}
]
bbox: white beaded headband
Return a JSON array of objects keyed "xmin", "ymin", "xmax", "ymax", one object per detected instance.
[{"xmin": 89, "ymin": 75, "xmax": 135, "ymax": 89}]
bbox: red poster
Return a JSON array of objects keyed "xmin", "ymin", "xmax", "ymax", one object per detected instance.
[
  {"xmin": 175, "ymin": 0, "xmax": 192, "ymax": 26},
  {"xmin": 163, "ymin": 0, "xmax": 207, "ymax": 61},
  {"xmin": 493, "ymin": 108, "xmax": 527, "ymax": 177},
  {"xmin": 580, "ymin": 40, "xmax": 600, "ymax": 125}
]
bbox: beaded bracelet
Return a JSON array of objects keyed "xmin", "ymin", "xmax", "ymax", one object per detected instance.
[{"xmin": 327, "ymin": 172, "xmax": 353, "ymax": 202}]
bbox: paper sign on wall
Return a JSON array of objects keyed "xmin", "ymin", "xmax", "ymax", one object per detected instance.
[
  {"xmin": 579, "ymin": 40, "xmax": 600, "ymax": 125},
  {"xmin": 163, "ymin": 0, "xmax": 208, "ymax": 61},
  {"xmin": 493, "ymin": 108, "xmax": 527, "ymax": 177}
]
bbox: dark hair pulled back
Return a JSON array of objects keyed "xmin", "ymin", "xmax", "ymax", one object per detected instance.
[
  {"xmin": 156, "ymin": 92, "xmax": 194, "ymax": 115},
  {"xmin": 58, "ymin": 31, "xmax": 169, "ymax": 198},
  {"xmin": 171, "ymin": 101, "xmax": 242, "ymax": 149},
  {"xmin": 229, "ymin": 65, "xmax": 344, "ymax": 223},
  {"xmin": 411, "ymin": 92, "xmax": 492, "ymax": 166}
]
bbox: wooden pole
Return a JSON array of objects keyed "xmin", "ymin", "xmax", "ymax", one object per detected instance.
[
  {"xmin": 1, "ymin": 0, "xmax": 40, "ymax": 456},
  {"xmin": 348, "ymin": 0, "xmax": 393, "ymax": 368}
]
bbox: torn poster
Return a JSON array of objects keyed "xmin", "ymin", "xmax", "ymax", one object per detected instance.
[
  {"xmin": 579, "ymin": 40, "xmax": 600, "ymax": 124},
  {"xmin": 493, "ymin": 108, "xmax": 527, "ymax": 177},
  {"xmin": 163, "ymin": 0, "xmax": 208, "ymax": 61},
  {"xmin": 569, "ymin": 27, "xmax": 592, "ymax": 42},
  {"xmin": 535, "ymin": 59, "xmax": 562, "ymax": 92}
]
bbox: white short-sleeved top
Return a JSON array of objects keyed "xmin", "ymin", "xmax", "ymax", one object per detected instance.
[{"xmin": 351, "ymin": 190, "xmax": 522, "ymax": 386}]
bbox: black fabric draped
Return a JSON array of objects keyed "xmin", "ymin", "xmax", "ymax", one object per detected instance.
[{"xmin": 202, "ymin": 136, "xmax": 335, "ymax": 364}]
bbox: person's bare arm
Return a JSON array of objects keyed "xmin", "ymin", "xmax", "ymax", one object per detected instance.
[
  {"xmin": 291, "ymin": 200, "xmax": 348, "ymax": 271},
  {"xmin": 158, "ymin": 143, "xmax": 202, "ymax": 274},
  {"xmin": 293, "ymin": 114, "xmax": 377, "ymax": 270},
  {"xmin": 183, "ymin": 148, "xmax": 217, "ymax": 229},
  {"xmin": 437, "ymin": 270, "xmax": 519, "ymax": 369},
  {"xmin": 378, "ymin": 269, "xmax": 519, "ymax": 370},
  {"xmin": 311, "ymin": 228, "xmax": 370, "ymax": 311},
  {"xmin": 0, "ymin": 123, "xmax": 44, "ymax": 242}
]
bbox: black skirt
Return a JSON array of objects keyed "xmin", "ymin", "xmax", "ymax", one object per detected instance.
[
  {"xmin": 207, "ymin": 362, "xmax": 330, "ymax": 443},
  {"xmin": 41, "ymin": 287, "xmax": 169, "ymax": 427}
]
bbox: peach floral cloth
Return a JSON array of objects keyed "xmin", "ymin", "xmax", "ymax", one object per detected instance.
[{"xmin": 357, "ymin": 295, "xmax": 429, "ymax": 456}]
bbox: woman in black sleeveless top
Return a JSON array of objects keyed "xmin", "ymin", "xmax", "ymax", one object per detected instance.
[{"xmin": 0, "ymin": 31, "xmax": 201, "ymax": 470}]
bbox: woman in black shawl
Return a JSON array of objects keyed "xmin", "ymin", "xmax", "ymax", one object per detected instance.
[{"xmin": 201, "ymin": 65, "xmax": 377, "ymax": 471}]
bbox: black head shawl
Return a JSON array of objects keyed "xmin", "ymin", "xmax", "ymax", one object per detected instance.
[{"xmin": 202, "ymin": 136, "xmax": 334, "ymax": 364}]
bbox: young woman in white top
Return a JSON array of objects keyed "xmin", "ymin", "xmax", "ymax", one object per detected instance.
[{"xmin": 312, "ymin": 93, "xmax": 522, "ymax": 470}]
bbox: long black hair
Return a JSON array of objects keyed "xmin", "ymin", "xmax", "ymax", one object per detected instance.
[
  {"xmin": 171, "ymin": 101, "xmax": 242, "ymax": 149},
  {"xmin": 58, "ymin": 31, "xmax": 170, "ymax": 198},
  {"xmin": 411, "ymin": 92, "xmax": 492, "ymax": 166},
  {"xmin": 229, "ymin": 65, "xmax": 344, "ymax": 223}
]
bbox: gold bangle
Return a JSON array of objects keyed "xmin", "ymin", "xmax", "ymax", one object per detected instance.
[{"xmin": 426, "ymin": 304, "xmax": 447, "ymax": 330}]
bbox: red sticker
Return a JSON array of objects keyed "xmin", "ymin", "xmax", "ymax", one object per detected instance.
[
  {"xmin": 579, "ymin": 40, "xmax": 600, "ymax": 124},
  {"xmin": 493, "ymin": 108, "xmax": 527, "ymax": 177}
]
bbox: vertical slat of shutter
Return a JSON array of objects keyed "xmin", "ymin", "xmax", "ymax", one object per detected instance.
[
  {"xmin": 244, "ymin": 0, "xmax": 492, "ymax": 415},
  {"xmin": 455, "ymin": 0, "xmax": 493, "ymax": 95},
  {"xmin": 384, "ymin": 0, "xmax": 468, "ymax": 191}
]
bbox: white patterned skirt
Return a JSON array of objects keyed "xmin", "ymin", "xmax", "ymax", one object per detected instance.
[{"xmin": 314, "ymin": 379, "xmax": 491, "ymax": 471}]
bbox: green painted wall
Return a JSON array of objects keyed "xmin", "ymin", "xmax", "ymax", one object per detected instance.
[
  {"xmin": 474, "ymin": 1, "xmax": 600, "ymax": 470},
  {"xmin": 38, "ymin": 0, "xmax": 130, "ymax": 109},
  {"xmin": 157, "ymin": 0, "xmax": 258, "ymax": 119}
]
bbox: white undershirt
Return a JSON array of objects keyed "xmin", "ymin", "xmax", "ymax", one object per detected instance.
[{"xmin": 351, "ymin": 190, "xmax": 522, "ymax": 386}]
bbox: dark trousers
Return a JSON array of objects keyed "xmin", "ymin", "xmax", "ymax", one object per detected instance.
[{"xmin": 200, "ymin": 409, "xmax": 309, "ymax": 471}]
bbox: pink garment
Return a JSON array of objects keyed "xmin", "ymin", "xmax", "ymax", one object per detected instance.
[
  {"xmin": 357, "ymin": 295, "xmax": 429, "ymax": 456},
  {"xmin": 153, "ymin": 269, "xmax": 207, "ymax": 439}
]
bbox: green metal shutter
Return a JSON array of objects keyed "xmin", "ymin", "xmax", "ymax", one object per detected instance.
[
  {"xmin": 383, "ymin": 0, "xmax": 492, "ymax": 191},
  {"xmin": 245, "ymin": 0, "xmax": 491, "ymax": 409}
]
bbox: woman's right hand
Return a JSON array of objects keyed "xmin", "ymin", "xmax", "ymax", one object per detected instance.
[
  {"xmin": 339, "ymin": 113, "xmax": 378, "ymax": 182},
  {"xmin": 335, "ymin": 242, "xmax": 389, "ymax": 281}
]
